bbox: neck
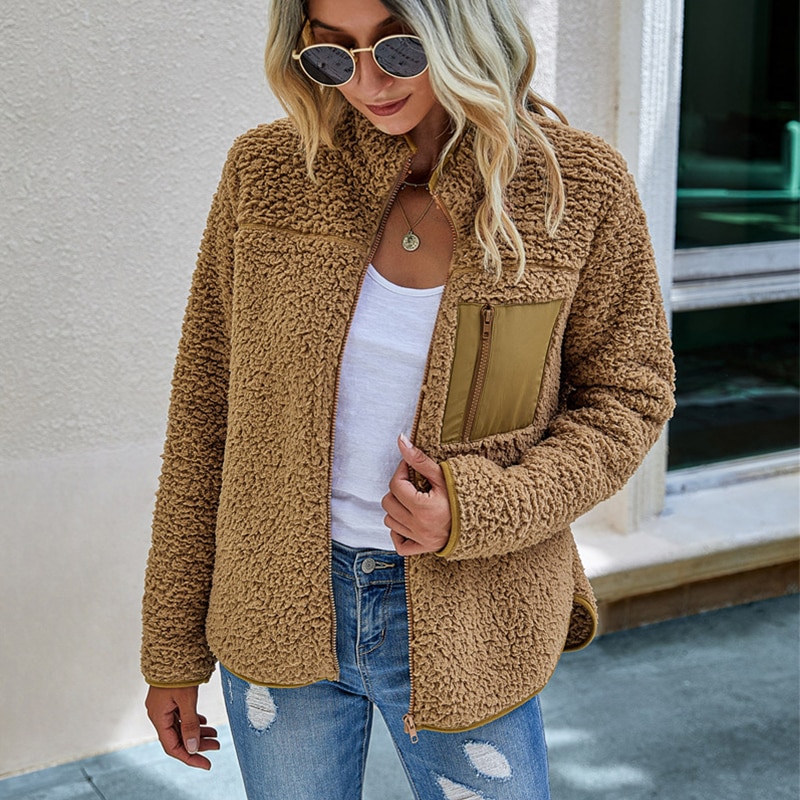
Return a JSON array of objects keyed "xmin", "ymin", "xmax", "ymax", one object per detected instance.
[{"xmin": 406, "ymin": 103, "xmax": 452, "ymax": 183}]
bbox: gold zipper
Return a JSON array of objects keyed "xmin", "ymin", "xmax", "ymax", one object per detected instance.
[
  {"xmin": 366, "ymin": 158, "xmax": 414, "ymax": 265},
  {"xmin": 401, "ymin": 190, "xmax": 458, "ymax": 744},
  {"xmin": 324, "ymin": 157, "xmax": 414, "ymax": 683},
  {"xmin": 327, "ymin": 152, "xmax": 457, "ymax": 743},
  {"xmin": 401, "ymin": 553, "xmax": 419, "ymax": 743},
  {"xmin": 461, "ymin": 304, "xmax": 495, "ymax": 441},
  {"xmin": 403, "ymin": 713, "xmax": 419, "ymax": 743},
  {"xmin": 404, "ymin": 191, "xmax": 457, "ymax": 494}
]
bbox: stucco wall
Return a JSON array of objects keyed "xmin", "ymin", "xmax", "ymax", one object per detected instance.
[
  {"xmin": 0, "ymin": 0, "xmax": 279, "ymax": 776},
  {"xmin": 530, "ymin": 0, "xmax": 620, "ymax": 142},
  {"xmin": 1, "ymin": 0, "xmax": 643, "ymax": 777}
]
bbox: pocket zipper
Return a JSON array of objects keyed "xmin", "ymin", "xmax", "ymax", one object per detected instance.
[{"xmin": 461, "ymin": 304, "xmax": 495, "ymax": 442}]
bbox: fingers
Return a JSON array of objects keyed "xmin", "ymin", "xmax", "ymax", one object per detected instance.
[
  {"xmin": 176, "ymin": 695, "xmax": 200, "ymax": 757},
  {"xmin": 382, "ymin": 437, "xmax": 452, "ymax": 554},
  {"xmin": 391, "ymin": 529, "xmax": 440, "ymax": 556},
  {"xmin": 382, "ymin": 480, "xmax": 437, "ymax": 544},
  {"xmin": 397, "ymin": 434, "xmax": 445, "ymax": 489},
  {"xmin": 196, "ymin": 715, "xmax": 221, "ymax": 753},
  {"xmin": 381, "ymin": 490, "xmax": 414, "ymax": 532},
  {"xmin": 145, "ymin": 685, "xmax": 218, "ymax": 770},
  {"xmin": 387, "ymin": 459, "xmax": 434, "ymax": 509},
  {"xmin": 196, "ymin": 727, "xmax": 222, "ymax": 753},
  {"xmin": 383, "ymin": 482, "xmax": 450, "ymax": 556}
]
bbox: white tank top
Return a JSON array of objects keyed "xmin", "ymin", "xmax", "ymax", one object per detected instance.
[{"xmin": 331, "ymin": 265, "xmax": 444, "ymax": 550}]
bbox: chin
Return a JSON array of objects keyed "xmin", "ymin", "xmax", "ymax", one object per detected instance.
[
  {"xmin": 361, "ymin": 110, "xmax": 419, "ymax": 137},
  {"xmin": 369, "ymin": 119, "xmax": 415, "ymax": 137}
]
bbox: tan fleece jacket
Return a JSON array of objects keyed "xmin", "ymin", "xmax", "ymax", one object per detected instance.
[{"xmin": 141, "ymin": 107, "xmax": 675, "ymax": 734}]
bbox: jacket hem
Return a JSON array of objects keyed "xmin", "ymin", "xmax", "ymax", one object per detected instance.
[
  {"xmin": 220, "ymin": 662, "xmax": 338, "ymax": 690},
  {"xmin": 414, "ymin": 687, "xmax": 544, "ymax": 735}
]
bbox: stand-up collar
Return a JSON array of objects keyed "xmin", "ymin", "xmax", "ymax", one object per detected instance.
[{"xmin": 336, "ymin": 106, "xmax": 482, "ymax": 242}]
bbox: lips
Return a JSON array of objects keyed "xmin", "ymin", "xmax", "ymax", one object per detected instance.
[{"xmin": 365, "ymin": 96, "xmax": 410, "ymax": 116}]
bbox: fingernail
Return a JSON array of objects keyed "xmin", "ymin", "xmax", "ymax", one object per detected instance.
[
  {"xmin": 399, "ymin": 432, "xmax": 413, "ymax": 448},
  {"xmin": 187, "ymin": 738, "xmax": 198, "ymax": 754}
]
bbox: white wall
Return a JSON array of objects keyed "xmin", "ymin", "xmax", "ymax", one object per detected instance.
[
  {"xmin": 529, "ymin": 0, "xmax": 620, "ymax": 143},
  {"xmin": 0, "ymin": 0, "xmax": 279, "ymax": 776},
  {"xmin": 0, "ymin": 0, "xmax": 669, "ymax": 777}
]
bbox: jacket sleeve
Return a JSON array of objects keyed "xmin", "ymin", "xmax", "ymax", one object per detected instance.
[
  {"xmin": 140, "ymin": 153, "xmax": 237, "ymax": 685},
  {"xmin": 438, "ymin": 171, "xmax": 675, "ymax": 561}
]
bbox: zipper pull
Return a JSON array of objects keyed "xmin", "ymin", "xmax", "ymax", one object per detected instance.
[
  {"xmin": 481, "ymin": 305, "xmax": 494, "ymax": 338},
  {"xmin": 403, "ymin": 713, "xmax": 419, "ymax": 744}
]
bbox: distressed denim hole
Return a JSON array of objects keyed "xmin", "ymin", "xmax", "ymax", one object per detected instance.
[
  {"xmin": 245, "ymin": 684, "xmax": 277, "ymax": 731},
  {"xmin": 436, "ymin": 776, "xmax": 488, "ymax": 800},
  {"xmin": 464, "ymin": 741, "xmax": 512, "ymax": 780}
]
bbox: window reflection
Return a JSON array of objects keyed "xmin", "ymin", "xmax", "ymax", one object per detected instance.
[
  {"xmin": 669, "ymin": 301, "xmax": 799, "ymax": 469},
  {"xmin": 676, "ymin": 0, "xmax": 799, "ymax": 248}
]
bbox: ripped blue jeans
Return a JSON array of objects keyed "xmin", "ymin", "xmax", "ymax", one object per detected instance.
[{"xmin": 221, "ymin": 540, "xmax": 551, "ymax": 800}]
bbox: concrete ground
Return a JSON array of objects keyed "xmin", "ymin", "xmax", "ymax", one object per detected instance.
[{"xmin": 1, "ymin": 595, "xmax": 797, "ymax": 800}]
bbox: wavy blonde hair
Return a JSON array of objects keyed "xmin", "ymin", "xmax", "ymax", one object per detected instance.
[{"xmin": 265, "ymin": 0, "xmax": 565, "ymax": 279}]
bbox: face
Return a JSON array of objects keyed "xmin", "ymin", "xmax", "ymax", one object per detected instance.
[{"xmin": 304, "ymin": 0, "xmax": 449, "ymax": 144}]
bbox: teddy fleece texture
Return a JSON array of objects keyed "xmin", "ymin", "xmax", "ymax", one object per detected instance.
[{"xmin": 141, "ymin": 107, "xmax": 675, "ymax": 733}]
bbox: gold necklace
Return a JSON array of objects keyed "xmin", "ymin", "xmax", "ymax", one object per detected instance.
[{"xmin": 396, "ymin": 190, "xmax": 436, "ymax": 252}]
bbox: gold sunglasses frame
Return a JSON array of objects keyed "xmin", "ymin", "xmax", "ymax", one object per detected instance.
[{"xmin": 291, "ymin": 34, "xmax": 429, "ymax": 87}]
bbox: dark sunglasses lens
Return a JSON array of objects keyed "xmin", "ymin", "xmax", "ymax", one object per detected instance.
[
  {"xmin": 300, "ymin": 46, "xmax": 355, "ymax": 85},
  {"xmin": 374, "ymin": 36, "xmax": 427, "ymax": 78}
]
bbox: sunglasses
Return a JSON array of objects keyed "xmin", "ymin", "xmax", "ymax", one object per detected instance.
[{"xmin": 292, "ymin": 34, "xmax": 428, "ymax": 87}]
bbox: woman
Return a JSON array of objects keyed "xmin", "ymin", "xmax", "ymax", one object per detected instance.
[{"xmin": 142, "ymin": 0, "xmax": 675, "ymax": 797}]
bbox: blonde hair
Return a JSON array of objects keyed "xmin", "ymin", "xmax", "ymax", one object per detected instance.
[{"xmin": 265, "ymin": 0, "xmax": 566, "ymax": 279}]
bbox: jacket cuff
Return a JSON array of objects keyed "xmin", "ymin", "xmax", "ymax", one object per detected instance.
[
  {"xmin": 436, "ymin": 460, "xmax": 461, "ymax": 558},
  {"xmin": 145, "ymin": 678, "xmax": 210, "ymax": 689}
]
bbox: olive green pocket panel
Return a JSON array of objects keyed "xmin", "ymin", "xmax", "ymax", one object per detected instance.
[
  {"xmin": 441, "ymin": 300, "xmax": 563, "ymax": 443},
  {"xmin": 441, "ymin": 304, "xmax": 485, "ymax": 443}
]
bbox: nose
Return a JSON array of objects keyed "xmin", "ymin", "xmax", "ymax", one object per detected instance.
[{"xmin": 354, "ymin": 50, "xmax": 393, "ymax": 93}]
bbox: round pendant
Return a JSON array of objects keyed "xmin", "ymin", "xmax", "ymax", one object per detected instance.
[{"xmin": 402, "ymin": 231, "xmax": 420, "ymax": 252}]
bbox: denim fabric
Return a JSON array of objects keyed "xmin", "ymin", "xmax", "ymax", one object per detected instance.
[{"xmin": 221, "ymin": 540, "xmax": 551, "ymax": 800}]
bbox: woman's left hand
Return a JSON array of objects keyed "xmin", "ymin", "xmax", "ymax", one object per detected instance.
[{"xmin": 382, "ymin": 434, "xmax": 452, "ymax": 555}]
